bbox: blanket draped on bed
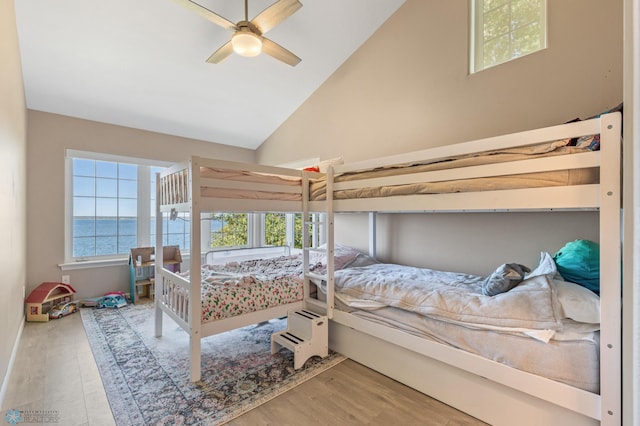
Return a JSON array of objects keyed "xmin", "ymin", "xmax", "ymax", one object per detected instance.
[{"xmin": 332, "ymin": 263, "xmax": 562, "ymax": 332}]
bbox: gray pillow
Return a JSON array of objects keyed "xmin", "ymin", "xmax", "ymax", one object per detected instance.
[{"xmin": 482, "ymin": 263, "xmax": 531, "ymax": 296}]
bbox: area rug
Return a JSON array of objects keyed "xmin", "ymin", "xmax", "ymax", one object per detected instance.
[{"xmin": 80, "ymin": 304, "xmax": 346, "ymax": 425}]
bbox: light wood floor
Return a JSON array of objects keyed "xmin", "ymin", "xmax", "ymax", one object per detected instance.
[{"xmin": 3, "ymin": 312, "xmax": 486, "ymax": 425}]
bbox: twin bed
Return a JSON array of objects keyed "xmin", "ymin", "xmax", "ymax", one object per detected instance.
[{"xmin": 154, "ymin": 110, "xmax": 621, "ymax": 426}]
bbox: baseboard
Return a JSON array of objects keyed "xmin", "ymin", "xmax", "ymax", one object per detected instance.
[{"xmin": 0, "ymin": 316, "xmax": 25, "ymax": 408}]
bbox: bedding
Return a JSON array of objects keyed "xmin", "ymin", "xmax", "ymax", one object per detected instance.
[
  {"xmin": 182, "ymin": 248, "xmax": 371, "ymax": 324},
  {"xmin": 553, "ymin": 279, "xmax": 600, "ymax": 324},
  {"xmin": 200, "ymin": 187, "xmax": 302, "ymax": 201},
  {"xmin": 178, "ymin": 255, "xmax": 306, "ymax": 323},
  {"xmin": 309, "ymin": 139, "xmax": 599, "ymax": 201},
  {"xmin": 327, "ymin": 253, "xmax": 563, "ymax": 334},
  {"xmin": 319, "ymin": 275, "xmax": 601, "ymax": 392},
  {"xmin": 199, "ymin": 166, "xmax": 301, "ymax": 186},
  {"xmin": 319, "ymin": 253, "xmax": 602, "ymax": 393},
  {"xmin": 482, "ymin": 262, "xmax": 530, "ymax": 296},
  {"xmin": 320, "ymin": 252, "xmax": 601, "ymax": 341},
  {"xmin": 198, "ymin": 165, "xmax": 304, "ymax": 201}
]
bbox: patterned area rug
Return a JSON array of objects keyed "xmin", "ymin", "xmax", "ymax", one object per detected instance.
[{"xmin": 81, "ymin": 304, "xmax": 346, "ymax": 425}]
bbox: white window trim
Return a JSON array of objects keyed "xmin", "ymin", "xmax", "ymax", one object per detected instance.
[{"xmin": 62, "ymin": 149, "xmax": 173, "ymax": 268}]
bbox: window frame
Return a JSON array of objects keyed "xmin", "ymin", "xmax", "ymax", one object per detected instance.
[
  {"xmin": 64, "ymin": 150, "xmax": 173, "ymax": 265},
  {"xmin": 63, "ymin": 152, "xmax": 323, "ymax": 268},
  {"xmin": 470, "ymin": 0, "xmax": 547, "ymax": 73}
]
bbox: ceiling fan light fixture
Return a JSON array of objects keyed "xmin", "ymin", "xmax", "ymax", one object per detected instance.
[{"xmin": 231, "ymin": 31, "xmax": 262, "ymax": 57}]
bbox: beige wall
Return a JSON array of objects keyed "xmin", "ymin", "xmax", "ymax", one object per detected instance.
[
  {"xmin": 26, "ymin": 111, "xmax": 255, "ymax": 299},
  {"xmin": 334, "ymin": 212, "xmax": 599, "ymax": 276},
  {"xmin": 0, "ymin": 0, "xmax": 28, "ymax": 401},
  {"xmin": 258, "ymin": 0, "xmax": 622, "ymax": 165},
  {"xmin": 258, "ymin": 0, "xmax": 621, "ymax": 273}
]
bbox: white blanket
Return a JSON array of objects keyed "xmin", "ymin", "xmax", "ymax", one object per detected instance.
[{"xmin": 332, "ymin": 263, "xmax": 563, "ymax": 337}]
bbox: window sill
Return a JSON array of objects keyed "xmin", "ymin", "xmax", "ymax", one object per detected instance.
[
  {"xmin": 58, "ymin": 258, "xmax": 129, "ymax": 271},
  {"xmin": 58, "ymin": 253, "xmax": 191, "ymax": 271}
]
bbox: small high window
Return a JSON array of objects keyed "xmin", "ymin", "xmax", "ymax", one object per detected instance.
[{"xmin": 471, "ymin": 0, "xmax": 547, "ymax": 73}]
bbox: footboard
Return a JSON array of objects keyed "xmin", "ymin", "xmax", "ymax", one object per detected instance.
[{"xmin": 157, "ymin": 268, "xmax": 191, "ymax": 332}]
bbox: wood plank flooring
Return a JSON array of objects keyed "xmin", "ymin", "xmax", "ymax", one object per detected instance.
[
  {"xmin": 2, "ymin": 312, "xmax": 486, "ymax": 425},
  {"xmin": 228, "ymin": 359, "xmax": 487, "ymax": 426}
]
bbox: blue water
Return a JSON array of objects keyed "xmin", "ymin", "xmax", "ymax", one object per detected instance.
[{"xmin": 72, "ymin": 218, "xmax": 213, "ymax": 258}]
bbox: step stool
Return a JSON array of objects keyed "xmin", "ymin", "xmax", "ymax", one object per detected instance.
[{"xmin": 271, "ymin": 309, "xmax": 329, "ymax": 369}]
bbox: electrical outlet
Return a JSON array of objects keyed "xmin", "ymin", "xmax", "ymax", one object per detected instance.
[{"xmin": 62, "ymin": 275, "xmax": 70, "ymax": 284}]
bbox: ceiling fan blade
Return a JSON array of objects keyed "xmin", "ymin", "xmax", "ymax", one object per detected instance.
[
  {"xmin": 172, "ymin": 0, "xmax": 237, "ymax": 31},
  {"xmin": 260, "ymin": 37, "xmax": 301, "ymax": 66},
  {"xmin": 251, "ymin": 0, "xmax": 302, "ymax": 35},
  {"xmin": 206, "ymin": 41, "xmax": 234, "ymax": 64}
]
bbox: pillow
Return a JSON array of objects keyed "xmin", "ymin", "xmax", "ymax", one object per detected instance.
[
  {"xmin": 482, "ymin": 263, "xmax": 531, "ymax": 296},
  {"xmin": 309, "ymin": 244, "xmax": 373, "ymax": 271},
  {"xmin": 343, "ymin": 252, "xmax": 378, "ymax": 269},
  {"xmin": 317, "ymin": 157, "xmax": 344, "ymax": 173},
  {"xmin": 553, "ymin": 279, "xmax": 600, "ymax": 324},
  {"xmin": 525, "ymin": 251, "xmax": 558, "ymax": 279},
  {"xmin": 553, "ymin": 240, "xmax": 600, "ymax": 295}
]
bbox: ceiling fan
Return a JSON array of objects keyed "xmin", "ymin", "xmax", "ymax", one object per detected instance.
[{"xmin": 173, "ymin": 0, "xmax": 302, "ymax": 66}]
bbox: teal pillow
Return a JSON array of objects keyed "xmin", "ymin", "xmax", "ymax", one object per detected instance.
[{"xmin": 553, "ymin": 240, "xmax": 600, "ymax": 294}]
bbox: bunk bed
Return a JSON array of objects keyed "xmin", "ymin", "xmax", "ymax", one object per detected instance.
[
  {"xmin": 154, "ymin": 159, "xmax": 323, "ymax": 383},
  {"xmin": 155, "ymin": 110, "xmax": 621, "ymax": 426}
]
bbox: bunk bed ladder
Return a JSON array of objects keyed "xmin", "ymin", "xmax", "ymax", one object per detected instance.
[
  {"xmin": 270, "ymin": 166, "xmax": 334, "ymax": 369},
  {"xmin": 300, "ymin": 166, "xmax": 334, "ymax": 319}
]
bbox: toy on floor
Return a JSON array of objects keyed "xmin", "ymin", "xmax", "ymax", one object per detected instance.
[
  {"xmin": 96, "ymin": 292, "xmax": 127, "ymax": 309},
  {"xmin": 49, "ymin": 301, "xmax": 78, "ymax": 319},
  {"xmin": 79, "ymin": 297, "xmax": 101, "ymax": 307},
  {"xmin": 25, "ymin": 282, "xmax": 76, "ymax": 322}
]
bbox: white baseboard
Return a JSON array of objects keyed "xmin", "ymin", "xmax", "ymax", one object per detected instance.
[{"xmin": 0, "ymin": 316, "xmax": 25, "ymax": 408}]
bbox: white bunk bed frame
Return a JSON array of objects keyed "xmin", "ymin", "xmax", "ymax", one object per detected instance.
[
  {"xmin": 155, "ymin": 112, "xmax": 621, "ymax": 426},
  {"xmin": 154, "ymin": 159, "xmax": 332, "ymax": 382}
]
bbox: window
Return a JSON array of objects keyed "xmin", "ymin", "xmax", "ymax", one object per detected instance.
[
  {"xmin": 65, "ymin": 151, "xmax": 178, "ymax": 262},
  {"xmin": 264, "ymin": 213, "xmax": 287, "ymax": 247},
  {"xmin": 70, "ymin": 157, "xmax": 138, "ymax": 258},
  {"xmin": 204, "ymin": 212, "xmax": 315, "ymax": 252},
  {"xmin": 263, "ymin": 213, "xmax": 307, "ymax": 249},
  {"xmin": 471, "ymin": 0, "xmax": 547, "ymax": 73},
  {"xmin": 66, "ymin": 152, "xmax": 321, "ymax": 264},
  {"xmin": 209, "ymin": 213, "xmax": 249, "ymax": 248}
]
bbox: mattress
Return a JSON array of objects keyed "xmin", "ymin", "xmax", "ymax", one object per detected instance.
[
  {"xmin": 199, "ymin": 166, "xmax": 303, "ymax": 201},
  {"xmin": 346, "ymin": 305, "xmax": 599, "ymax": 393},
  {"xmin": 180, "ymin": 255, "xmax": 307, "ymax": 323},
  {"xmin": 317, "ymin": 255, "xmax": 601, "ymax": 393},
  {"xmin": 309, "ymin": 139, "xmax": 599, "ymax": 201}
]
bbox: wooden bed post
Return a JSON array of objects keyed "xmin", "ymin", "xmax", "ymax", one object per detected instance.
[
  {"xmin": 326, "ymin": 166, "xmax": 335, "ymax": 319},
  {"xmin": 190, "ymin": 156, "xmax": 203, "ymax": 382},
  {"xmin": 598, "ymin": 112, "xmax": 622, "ymax": 425},
  {"xmin": 368, "ymin": 212, "xmax": 377, "ymax": 259},
  {"xmin": 155, "ymin": 171, "xmax": 164, "ymax": 338}
]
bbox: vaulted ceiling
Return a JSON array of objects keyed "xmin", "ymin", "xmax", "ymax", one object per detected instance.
[{"xmin": 14, "ymin": 0, "xmax": 405, "ymax": 149}]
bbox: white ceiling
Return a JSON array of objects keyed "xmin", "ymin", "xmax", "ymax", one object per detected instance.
[{"xmin": 14, "ymin": 0, "xmax": 405, "ymax": 150}]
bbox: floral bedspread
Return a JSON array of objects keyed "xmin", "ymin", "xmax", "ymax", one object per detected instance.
[{"xmin": 194, "ymin": 255, "xmax": 311, "ymax": 323}]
